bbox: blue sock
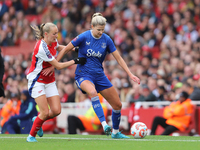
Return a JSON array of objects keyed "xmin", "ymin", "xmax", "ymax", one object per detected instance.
[
  {"xmin": 91, "ymin": 96, "xmax": 106, "ymax": 123},
  {"xmin": 112, "ymin": 109, "xmax": 121, "ymax": 129}
]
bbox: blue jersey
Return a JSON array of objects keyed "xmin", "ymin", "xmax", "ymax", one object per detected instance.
[{"xmin": 71, "ymin": 30, "xmax": 116, "ymax": 77}]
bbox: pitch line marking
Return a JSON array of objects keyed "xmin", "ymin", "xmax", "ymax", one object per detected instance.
[{"xmin": 0, "ymin": 136, "xmax": 200, "ymax": 142}]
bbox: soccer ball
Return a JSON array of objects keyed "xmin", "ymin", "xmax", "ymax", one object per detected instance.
[{"xmin": 131, "ymin": 122, "xmax": 148, "ymax": 139}]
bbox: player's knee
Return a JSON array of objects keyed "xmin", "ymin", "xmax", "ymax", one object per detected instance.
[
  {"xmin": 40, "ymin": 111, "xmax": 49, "ymax": 119},
  {"xmin": 53, "ymin": 108, "xmax": 61, "ymax": 117},
  {"xmin": 87, "ymin": 90, "xmax": 98, "ymax": 98},
  {"xmin": 56, "ymin": 110, "xmax": 61, "ymax": 116},
  {"xmin": 113, "ymin": 102, "xmax": 122, "ymax": 110}
]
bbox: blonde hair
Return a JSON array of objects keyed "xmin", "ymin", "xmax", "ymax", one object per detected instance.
[
  {"xmin": 91, "ymin": 12, "xmax": 107, "ymax": 27},
  {"xmin": 30, "ymin": 22, "xmax": 56, "ymax": 40}
]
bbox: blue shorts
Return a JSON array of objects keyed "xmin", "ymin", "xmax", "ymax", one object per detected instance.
[{"xmin": 75, "ymin": 74, "xmax": 113, "ymax": 94}]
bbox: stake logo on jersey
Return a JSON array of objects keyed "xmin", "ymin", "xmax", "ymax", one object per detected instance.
[
  {"xmin": 86, "ymin": 49, "xmax": 102, "ymax": 57},
  {"xmin": 71, "ymin": 30, "xmax": 116, "ymax": 76}
]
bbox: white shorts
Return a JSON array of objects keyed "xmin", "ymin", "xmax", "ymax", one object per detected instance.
[{"xmin": 28, "ymin": 81, "xmax": 59, "ymax": 98}]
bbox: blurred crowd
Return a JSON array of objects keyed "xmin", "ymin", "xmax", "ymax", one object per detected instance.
[{"xmin": 1, "ymin": 0, "xmax": 200, "ymax": 106}]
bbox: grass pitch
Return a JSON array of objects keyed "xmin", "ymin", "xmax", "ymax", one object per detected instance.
[{"xmin": 0, "ymin": 134, "xmax": 200, "ymax": 150}]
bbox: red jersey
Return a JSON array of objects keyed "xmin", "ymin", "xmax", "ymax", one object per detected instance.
[{"xmin": 27, "ymin": 40, "xmax": 59, "ymax": 84}]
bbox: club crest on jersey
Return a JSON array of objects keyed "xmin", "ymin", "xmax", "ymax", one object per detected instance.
[
  {"xmin": 101, "ymin": 43, "xmax": 106, "ymax": 48},
  {"xmin": 86, "ymin": 49, "xmax": 102, "ymax": 58},
  {"xmin": 73, "ymin": 36, "xmax": 78, "ymax": 42},
  {"xmin": 42, "ymin": 43, "xmax": 52, "ymax": 58}
]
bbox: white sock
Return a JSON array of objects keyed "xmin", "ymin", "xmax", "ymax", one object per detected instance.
[
  {"xmin": 101, "ymin": 121, "xmax": 107, "ymax": 129},
  {"xmin": 112, "ymin": 129, "xmax": 119, "ymax": 134}
]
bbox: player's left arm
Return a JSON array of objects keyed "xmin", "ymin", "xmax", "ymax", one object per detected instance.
[{"xmin": 112, "ymin": 50, "xmax": 140, "ymax": 84}]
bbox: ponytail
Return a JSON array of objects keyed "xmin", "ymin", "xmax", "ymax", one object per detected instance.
[{"xmin": 30, "ymin": 23, "xmax": 56, "ymax": 40}]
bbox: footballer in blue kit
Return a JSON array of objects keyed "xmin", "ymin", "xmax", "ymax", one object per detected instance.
[
  {"xmin": 56, "ymin": 12, "xmax": 140, "ymax": 139},
  {"xmin": 71, "ymin": 30, "xmax": 115, "ymax": 93}
]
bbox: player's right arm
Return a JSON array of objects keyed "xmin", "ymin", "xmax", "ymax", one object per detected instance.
[
  {"xmin": 57, "ymin": 32, "xmax": 85, "ymax": 62},
  {"xmin": 41, "ymin": 43, "xmax": 71, "ymax": 76},
  {"xmin": 42, "ymin": 42, "xmax": 81, "ymax": 76},
  {"xmin": 38, "ymin": 41, "xmax": 86, "ymax": 71},
  {"xmin": 49, "ymin": 57, "xmax": 86, "ymax": 70},
  {"xmin": 48, "ymin": 59, "xmax": 74, "ymax": 70}
]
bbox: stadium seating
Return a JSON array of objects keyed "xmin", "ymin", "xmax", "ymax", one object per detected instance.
[{"xmin": 1, "ymin": 41, "xmax": 35, "ymax": 59}]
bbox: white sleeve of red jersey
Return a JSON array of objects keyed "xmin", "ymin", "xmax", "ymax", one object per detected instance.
[
  {"xmin": 37, "ymin": 42, "xmax": 55, "ymax": 62},
  {"xmin": 56, "ymin": 39, "xmax": 59, "ymax": 49}
]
